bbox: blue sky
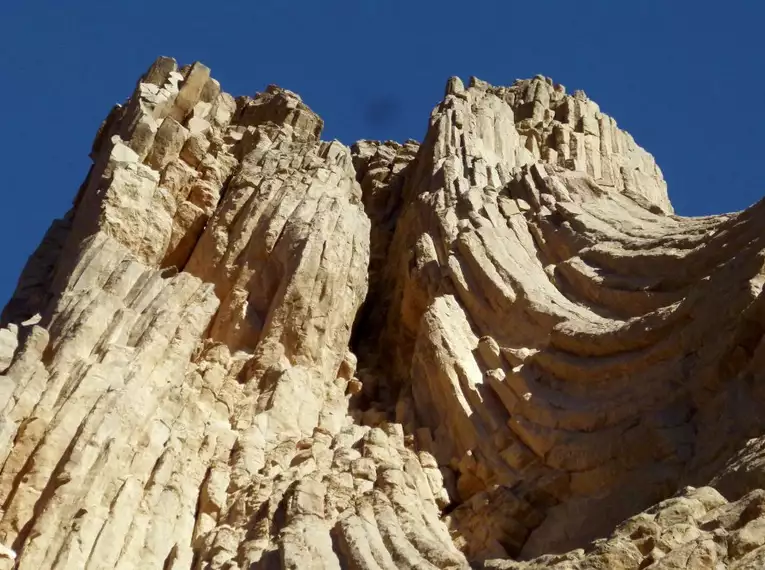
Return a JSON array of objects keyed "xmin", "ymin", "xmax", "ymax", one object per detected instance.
[{"xmin": 1, "ymin": 1, "xmax": 764, "ymax": 306}]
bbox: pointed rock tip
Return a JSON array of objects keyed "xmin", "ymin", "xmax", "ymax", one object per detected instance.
[
  {"xmin": 469, "ymin": 76, "xmax": 491, "ymax": 90},
  {"xmin": 445, "ymin": 76, "xmax": 465, "ymax": 96},
  {"xmin": 141, "ymin": 56, "xmax": 179, "ymax": 87},
  {"xmin": 265, "ymin": 84, "xmax": 300, "ymax": 99}
]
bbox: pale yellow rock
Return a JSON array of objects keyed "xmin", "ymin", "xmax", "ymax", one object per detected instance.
[
  {"xmin": 3, "ymin": 57, "xmax": 765, "ymax": 570},
  {"xmin": 0, "ymin": 326, "xmax": 18, "ymax": 372}
]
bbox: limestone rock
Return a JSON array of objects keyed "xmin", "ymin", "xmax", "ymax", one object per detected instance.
[{"xmin": 2, "ymin": 57, "xmax": 765, "ymax": 569}]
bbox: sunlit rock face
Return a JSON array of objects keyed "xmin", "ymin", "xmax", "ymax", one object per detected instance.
[{"xmin": 1, "ymin": 58, "xmax": 765, "ymax": 569}]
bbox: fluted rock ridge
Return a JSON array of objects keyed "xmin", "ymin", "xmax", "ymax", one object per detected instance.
[{"xmin": 0, "ymin": 57, "xmax": 764, "ymax": 569}]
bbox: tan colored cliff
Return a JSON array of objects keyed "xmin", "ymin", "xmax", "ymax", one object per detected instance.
[{"xmin": 0, "ymin": 58, "xmax": 764, "ymax": 569}]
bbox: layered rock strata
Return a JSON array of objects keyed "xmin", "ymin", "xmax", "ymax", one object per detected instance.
[{"xmin": 0, "ymin": 59, "xmax": 764, "ymax": 569}]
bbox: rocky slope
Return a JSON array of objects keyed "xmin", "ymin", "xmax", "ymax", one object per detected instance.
[{"xmin": 1, "ymin": 58, "xmax": 765, "ymax": 569}]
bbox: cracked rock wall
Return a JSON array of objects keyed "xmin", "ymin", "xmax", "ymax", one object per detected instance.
[{"xmin": 2, "ymin": 58, "xmax": 765, "ymax": 569}]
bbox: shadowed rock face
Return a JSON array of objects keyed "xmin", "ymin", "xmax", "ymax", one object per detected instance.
[{"xmin": 0, "ymin": 58, "xmax": 765, "ymax": 570}]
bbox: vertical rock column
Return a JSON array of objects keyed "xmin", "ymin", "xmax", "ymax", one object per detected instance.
[
  {"xmin": 0, "ymin": 58, "xmax": 467, "ymax": 569},
  {"xmin": 371, "ymin": 75, "xmax": 765, "ymax": 562},
  {"xmin": 0, "ymin": 56, "xmax": 241, "ymax": 569}
]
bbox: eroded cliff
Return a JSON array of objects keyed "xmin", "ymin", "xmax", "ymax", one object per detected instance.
[{"xmin": 1, "ymin": 58, "xmax": 765, "ymax": 569}]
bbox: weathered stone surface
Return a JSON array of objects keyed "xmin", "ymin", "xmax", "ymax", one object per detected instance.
[
  {"xmin": 482, "ymin": 486, "xmax": 765, "ymax": 569},
  {"xmin": 2, "ymin": 57, "xmax": 765, "ymax": 569}
]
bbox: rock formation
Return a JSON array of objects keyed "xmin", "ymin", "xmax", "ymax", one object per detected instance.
[{"xmin": 1, "ymin": 58, "xmax": 765, "ymax": 569}]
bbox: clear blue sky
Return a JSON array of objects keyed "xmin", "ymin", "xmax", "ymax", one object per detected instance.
[{"xmin": 1, "ymin": 1, "xmax": 763, "ymax": 307}]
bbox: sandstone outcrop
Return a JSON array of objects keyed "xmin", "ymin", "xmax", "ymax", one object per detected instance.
[{"xmin": 1, "ymin": 58, "xmax": 764, "ymax": 569}]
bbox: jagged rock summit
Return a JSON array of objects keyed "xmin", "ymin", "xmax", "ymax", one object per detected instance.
[{"xmin": 1, "ymin": 57, "xmax": 765, "ymax": 569}]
